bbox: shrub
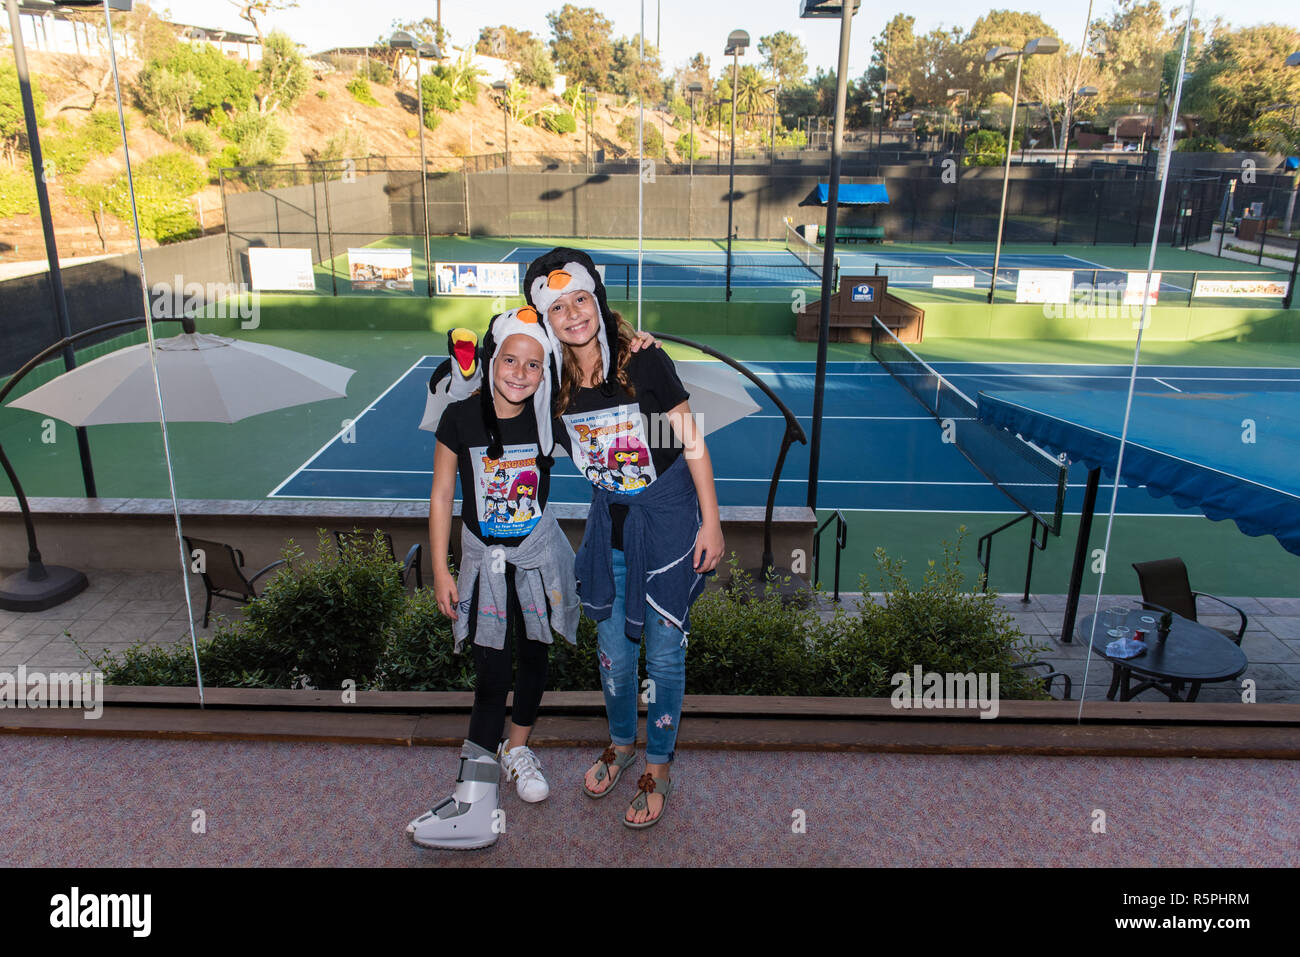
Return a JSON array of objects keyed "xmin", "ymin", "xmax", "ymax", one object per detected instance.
[
  {"xmin": 315, "ymin": 88, "xmax": 328, "ymax": 99},
  {"xmin": 346, "ymin": 76, "xmax": 379, "ymax": 106},
  {"xmin": 373, "ymin": 585, "xmax": 475, "ymax": 692},
  {"xmin": 1, "ymin": 62, "xmax": 45, "ymax": 164},
  {"xmin": 152, "ymin": 42, "xmax": 255, "ymax": 119},
  {"xmin": 962, "ymin": 129, "xmax": 1006, "ymax": 166},
  {"xmin": 224, "ymin": 112, "xmax": 288, "ymax": 166},
  {"xmin": 516, "ymin": 39, "xmax": 555, "ymax": 90},
  {"xmin": 245, "ymin": 531, "xmax": 407, "ymax": 689},
  {"xmin": 315, "ymin": 129, "xmax": 369, "ymax": 164},
  {"xmin": 421, "ymin": 73, "xmax": 459, "ymax": 114},
  {"xmin": 0, "ymin": 164, "xmax": 37, "ymax": 218},
  {"xmin": 366, "ymin": 60, "xmax": 394, "ymax": 86},
  {"xmin": 541, "ymin": 110, "xmax": 577, "ymax": 135},
  {"xmin": 40, "ymin": 110, "xmax": 121, "ymax": 177},
  {"xmin": 674, "ymin": 132, "xmax": 703, "ymax": 160},
  {"xmin": 206, "ymin": 143, "xmax": 241, "ymax": 180},
  {"xmin": 616, "ymin": 115, "xmax": 664, "ymax": 158},
  {"xmin": 181, "ymin": 124, "xmax": 215, "ymax": 155},
  {"xmin": 138, "ymin": 150, "xmax": 207, "ymax": 195}
]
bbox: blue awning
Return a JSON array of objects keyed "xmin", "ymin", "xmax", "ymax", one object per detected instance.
[
  {"xmin": 977, "ymin": 389, "xmax": 1300, "ymax": 556},
  {"xmin": 810, "ymin": 183, "xmax": 890, "ymax": 205}
]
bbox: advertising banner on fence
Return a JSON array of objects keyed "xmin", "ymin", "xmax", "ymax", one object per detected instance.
[
  {"xmin": 1193, "ymin": 278, "xmax": 1289, "ymax": 299},
  {"xmin": 1123, "ymin": 272, "xmax": 1161, "ymax": 306},
  {"xmin": 348, "ymin": 248, "xmax": 413, "ymax": 291},
  {"xmin": 434, "ymin": 262, "xmax": 520, "ymax": 297},
  {"xmin": 248, "ymin": 247, "xmax": 316, "ymax": 291},
  {"xmin": 1015, "ymin": 270, "xmax": 1074, "ymax": 304},
  {"xmin": 932, "ymin": 275, "xmax": 976, "ymax": 289}
]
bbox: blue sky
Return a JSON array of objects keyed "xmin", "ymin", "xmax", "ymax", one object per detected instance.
[{"xmin": 159, "ymin": 1, "xmax": 1299, "ymax": 79}]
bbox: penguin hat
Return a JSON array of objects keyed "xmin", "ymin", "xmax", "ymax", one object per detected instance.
[
  {"xmin": 524, "ymin": 247, "xmax": 621, "ymax": 396},
  {"xmin": 479, "ymin": 306, "xmax": 556, "ymax": 464}
]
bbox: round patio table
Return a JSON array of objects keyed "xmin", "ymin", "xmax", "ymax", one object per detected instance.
[{"xmin": 1081, "ymin": 609, "xmax": 1248, "ymax": 702}]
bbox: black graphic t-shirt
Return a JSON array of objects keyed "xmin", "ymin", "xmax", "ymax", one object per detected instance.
[
  {"xmin": 555, "ymin": 347, "xmax": 691, "ymax": 547},
  {"xmin": 436, "ymin": 397, "xmax": 550, "ymax": 547}
]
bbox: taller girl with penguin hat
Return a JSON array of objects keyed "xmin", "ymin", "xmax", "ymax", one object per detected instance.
[
  {"xmin": 525, "ymin": 247, "xmax": 725, "ymax": 830},
  {"xmin": 407, "ymin": 305, "xmax": 578, "ymax": 850}
]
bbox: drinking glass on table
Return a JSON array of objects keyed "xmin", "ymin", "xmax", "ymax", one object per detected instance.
[{"xmin": 1104, "ymin": 606, "xmax": 1130, "ymax": 638}]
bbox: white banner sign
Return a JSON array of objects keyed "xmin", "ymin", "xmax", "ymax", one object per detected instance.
[
  {"xmin": 434, "ymin": 261, "xmax": 520, "ymax": 297},
  {"xmin": 1123, "ymin": 272, "xmax": 1161, "ymax": 306},
  {"xmin": 348, "ymin": 247, "xmax": 413, "ymax": 291},
  {"xmin": 248, "ymin": 247, "xmax": 315, "ymax": 291},
  {"xmin": 932, "ymin": 274, "xmax": 975, "ymax": 289},
  {"xmin": 1015, "ymin": 269, "xmax": 1073, "ymax": 304},
  {"xmin": 1193, "ymin": 278, "xmax": 1289, "ymax": 299}
]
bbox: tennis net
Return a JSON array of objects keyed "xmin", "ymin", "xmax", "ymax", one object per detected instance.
[
  {"xmin": 785, "ymin": 217, "xmax": 838, "ymax": 285},
  {"xmin": 870, "ymin": 318, "xmax": 1067, "ymax": 534}
]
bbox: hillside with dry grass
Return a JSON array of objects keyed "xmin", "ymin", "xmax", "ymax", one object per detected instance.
[{"xmin": 0, "ymin": 49, "xmax": 733, "ymax": 264}]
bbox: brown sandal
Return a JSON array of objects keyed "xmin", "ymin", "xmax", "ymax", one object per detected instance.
[
  {"xmin": 582, "ymin": 746, "xmax": 636, "ymax": 799},
  {"xmin": 624, "ymin": 773, "xmax": 673, "ymax": 829}
]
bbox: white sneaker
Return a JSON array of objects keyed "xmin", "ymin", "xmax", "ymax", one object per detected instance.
[{"xmin": 500, "ymin": 743, "xmax": 550, "ymax": 803}]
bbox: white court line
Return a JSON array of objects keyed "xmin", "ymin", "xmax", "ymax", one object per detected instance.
[
  {"xmin": 1152, "ymin": 377, "xmax": 1183, "ymax": 392},
  {"xmin": 499, "ymin": 247, "xmax": 522, "ymax": 263},
  {"xmin": 268, "ymin": 354, "xmax": 428, "ymax": 498}
]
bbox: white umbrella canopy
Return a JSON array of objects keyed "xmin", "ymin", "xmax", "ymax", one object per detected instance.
[
  {"xmin": 417, "ymin": 359, "xmax": 760, "ymax": 452},
  {"xmin": 7, "ymin": 333, "xmax": 355, "ymax": 425}
]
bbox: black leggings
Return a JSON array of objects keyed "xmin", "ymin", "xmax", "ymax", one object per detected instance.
[{"xmin": 466, "ymin": 565, "xmax": 550, "ymax": 752}]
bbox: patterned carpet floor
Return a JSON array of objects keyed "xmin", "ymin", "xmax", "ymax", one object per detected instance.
[{"xmin": 2, "ymin": 736, "xmax": 1296, "ymax": 867}]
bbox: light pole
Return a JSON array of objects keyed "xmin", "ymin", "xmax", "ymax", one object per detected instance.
[
  {"xmin": 686, "ymin": 81, "xmax": 703, "ymax": 178},
  {"xmin": 584, "ymin": 87, "xmax": 597, "ymax": 172},
  {"xmin": 492, "ymin": 80, "xmax": 511, "ymax": 167},
  {"xmin": 985, "ymin": 37, "xmax": 1060, "ymax": 304},
  {"xmin": 1017, "ymin": 99, "xmax": 1041, "ymax": 161},
  {"xmin": 764, "ymin": 85, "xmax": 778, "ymax": 164},
  {"xmin": 724, "ymin": 28, "xmax": 749, "ymax": 302},
  {"xmin": 390, "ymin": 32, "xmax": 439, "ymax": 297},
  {"xmin": 800, "ymin": 0, "xmax": 859, "ymax": 515},
  {"xmin": 877, "ymin": 81, "xmax": 896, "ymax": 155}
]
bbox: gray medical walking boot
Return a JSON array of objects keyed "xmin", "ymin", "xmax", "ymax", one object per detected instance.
[{"xmin": 407, "ymin": 740, "xmax": 501, "ymax": 850}]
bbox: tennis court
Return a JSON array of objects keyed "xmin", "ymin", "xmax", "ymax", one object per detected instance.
[{"xmin": 270, "ymin": 352, "xmax": 1300, "ymax": 523}]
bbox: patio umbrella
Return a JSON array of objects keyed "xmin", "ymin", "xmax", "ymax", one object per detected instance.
[
  {"xmin": 418, "ymin": 358, "xmax": 761, "ymax": 452},
  {"xmin": 7, "ymin": 333, "xmax": 355, "ymax": 425}
]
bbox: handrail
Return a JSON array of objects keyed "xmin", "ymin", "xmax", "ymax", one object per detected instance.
[
  {"xmin": 976, "ymin": 511, "xmax": 1049, "ymax": 602},
  {"xmin": 651, "ymin": 333, "xmax": 807, "ymax": 580},
  {"xmin": 812, "ymin": 509, "xmax": 848, "ymax": 603}
]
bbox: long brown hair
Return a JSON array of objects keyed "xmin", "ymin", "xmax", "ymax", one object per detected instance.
[{"xmin": 554, "ymin": 311, "xmax": 637, "ymax": 415}]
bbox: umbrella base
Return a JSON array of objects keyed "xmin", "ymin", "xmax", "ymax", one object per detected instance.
[
  {"xmin": 0, "ymin": 563, "xmax": 89, "ymax": 612},
  {"xmin": 738, "ymin": 566, "xmax": 812, "ymax": 606}
]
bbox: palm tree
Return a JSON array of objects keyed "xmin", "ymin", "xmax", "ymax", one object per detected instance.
[{"xmin": 733, "ymin": 66, "xmax": 776, "ymax": 131}]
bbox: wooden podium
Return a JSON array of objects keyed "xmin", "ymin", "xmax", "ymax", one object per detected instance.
[{"xmin": 795, "ymin": 275, "xmax": 924, "ymax": 344}]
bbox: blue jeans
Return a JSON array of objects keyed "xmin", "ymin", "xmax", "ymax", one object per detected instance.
[{"xmin": 596, "ymin": 549, "xmax": 686, "ymax": 765}]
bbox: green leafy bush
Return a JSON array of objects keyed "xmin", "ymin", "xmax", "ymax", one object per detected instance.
[
  {"xmin": 0, "ymin": 164, "xmax": 37, "ymax": 218},
  {"xmin": 245, "ymin": 530, "xmax": 407, "ymax": 689},
  {"xmin": 152, "ymin": 42, "xmax": 255, "ymax": 119},
  {"xmin": 616, "ymin": 115, "xmax": 664, "ymax": 158},
  {"xmin": 93, "ymin": 526, "xmax": 1049, "ymax": 701},
  {"xmin": 1, "ymin": 63, "xmax": 44, "ymax": 164},
  {"xmin": 224, "ymin": 112, "xmax": 288, "ymax": 166},
  {"xmin": 206, "ymin": 143, "xmax": 241, "ymax": 180},
  {"xmin": 674, "ymin": 132, "xmax": 703, "ymax": 160},
  {"xmin": 41, "ymin": 110, "xmax": 122, "ymax": 177},
  {"xmin": 346, "ymin": 76, "xmax": 379, "ymax": 106},
  {"xmin": 180, "ymin": 124, "xmax": 215, "ymax": 155},
  {"xmin": 962, "ymin": 129, "xmax": 1006, "ymax": 166},
  {"xmin": 421, "ymin": 73, "xmax": 459, "ymax": 114},
  {"xmin": 137, "ymin": 150, "xmax": 206, "ymax": 195},
  {"xmin": 315, "ymin": 88, "xmax": 329, "ymax": 99},
  {"xmin": 366, "ymin": 60, "xmax": 394, "ymax": 86},
  {"xmin": 541, "ymin": 110, "xmax": 577, "ymax": 134}
]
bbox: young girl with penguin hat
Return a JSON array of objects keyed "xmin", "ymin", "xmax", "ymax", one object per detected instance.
[{"xmin": 407, "ymin": 305, "xmax": 579, "ymax": 850}]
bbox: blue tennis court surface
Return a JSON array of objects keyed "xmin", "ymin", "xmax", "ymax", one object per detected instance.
[
  {"xmin": 497, "ymin": 245, "xmax": 1163, "ymax": 291},
  {"xmin": 269, "ymin": 356, "xmax": 1300, "ymax": 518}
]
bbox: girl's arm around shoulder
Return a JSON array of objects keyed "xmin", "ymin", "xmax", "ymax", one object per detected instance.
[{"xmin": 666, "ymin": 399, "xmax": 724, "ymax": 573}]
